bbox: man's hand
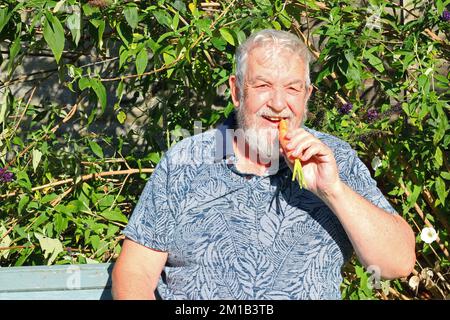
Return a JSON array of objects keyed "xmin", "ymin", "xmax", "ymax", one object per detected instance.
[
  {"xmin": 280, "ymin": 128, "xmax": 341, "ymax": 198},
  {"xmin": 280, "ymin": 128, "xmax": 416, "ymax": 279}
]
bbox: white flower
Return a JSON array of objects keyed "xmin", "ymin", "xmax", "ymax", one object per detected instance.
[
  {"xmin": 420, "ymin": 227, "xmax": 438, "ymax": 244},
  {"xmin": 371, "ymin": 156, "xmax": 382, "ymax": 171},
  {"xmin": 408, "ymin": 275, "xmax": 420, "ymax": 290}
]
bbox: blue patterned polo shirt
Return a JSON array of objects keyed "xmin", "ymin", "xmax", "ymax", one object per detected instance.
[{"xmin": 123, "ymin": 116, "xmax": 397, "ymax": 300}]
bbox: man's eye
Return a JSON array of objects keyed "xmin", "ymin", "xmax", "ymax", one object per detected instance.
[
  {"xmin": 288, "ymin": 87, "xmax": 301, "ymax": 93},
  {"xmin": 256, "ymin": 84, "xmax": 269, "ymax": 88}
]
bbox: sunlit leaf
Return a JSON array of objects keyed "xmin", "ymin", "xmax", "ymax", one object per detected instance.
[
  {"xmin": 35, "ymin": 233, "xmax": 64, "ymax": 265},
  {"xmin": 43, "ymin": 14, "xmax": 65, "ymax": 63}
]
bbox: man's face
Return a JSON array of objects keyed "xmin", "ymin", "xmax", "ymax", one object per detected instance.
[{"xmin": 230, "ymin": 46, "xmax": 312, "ymax": 160}]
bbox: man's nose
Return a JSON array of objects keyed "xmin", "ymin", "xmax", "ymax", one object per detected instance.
[{"xmin": 268, "ymin": 88, "xmax": 286, "ymax": 112}]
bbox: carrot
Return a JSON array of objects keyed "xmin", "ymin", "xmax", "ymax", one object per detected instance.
[{"xmin": 279, "ymin": 119, "xmax": 307, "ymax": 189}]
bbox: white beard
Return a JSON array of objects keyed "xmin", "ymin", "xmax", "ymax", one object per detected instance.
[{"xmin": 236, "ymin": 103, "xmax": 282, "ymax": 163}]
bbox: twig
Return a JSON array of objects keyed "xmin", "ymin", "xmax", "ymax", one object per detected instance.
[
  {"xmin": 200, "ymin": 2, "xmax": 221, "ymax": 7},
  {"xmin": 0, "ymin": 219, "xmax": 18, "ymax": 242},
  {"xmin": 9, "ymin": 86, "xmax": 36, "ymax": 138},
  {"xmin": 389, "ymin": 287, "xmax": 411, "ymax": 300},
  {"xmin": 0, "ymin": 245, "xmax": 35, "ymax": 251},
  {"xmin": 0, "ymin": 168, "xmax": 155, "ymax": 198},
  {"xmin": 108, "ymin": 173, "xmax": 130, "ymax": 211},
  {"xmin": 81, "ymin": 159, "xmax": 126, "ymax": 165},
  {"xmin": 0, "ymin": 69, "xmax": 57, "ymax": 90},
  {"xmin": 49, "ymin": 186, "xmax": 73, "ymax": 207}
]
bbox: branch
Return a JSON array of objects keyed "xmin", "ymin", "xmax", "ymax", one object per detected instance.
[{"xmin": 0, "ymin": 168, "xmax": 155, "ymax": 198}]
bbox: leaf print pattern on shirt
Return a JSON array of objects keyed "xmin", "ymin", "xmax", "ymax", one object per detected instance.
[{"xmin": 123, "ymin": 126, "xmax": 398, "ymax": 300}]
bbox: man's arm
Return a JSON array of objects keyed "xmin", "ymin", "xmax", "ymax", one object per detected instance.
[
  {"xmin": 112, "ymin": 238, "xmax": 168, "ymax": 300},
  {"xmin": 282, "ymin": 128, "xmax": 416, "ymax": 279},
  {"xmin": 320, "ymin": 181, "xmax": 416, "ymax": 279}
]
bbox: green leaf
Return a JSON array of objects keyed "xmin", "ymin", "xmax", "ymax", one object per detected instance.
[
  {"xmin": 0, "ymin": 7, "xmax": 13, "ymax": 34},
  {"xmin": 219, "ymin": 28, "xmax": 235, "ymax": 46},
  {"xmin": 441, "ymin": 172, "xmax": 450, "ymax": 181},
  {"xmin": 43, "ymin": 14, "xmax": 65, "ymax": 63},
  {"xmin": 435, "ymin": 177, "xmax": 447, "ymax": 207},
  {"xmin": 18, "ymin": 195, "xmax": 30, "ymax": 215},
  {"xmin": 196, "ymin": 18, "xmax": 212, "ymax": 36},
  {"xmin": 153, "ymin": 10, "xmax": 171, "ymax": 28},
  {"xmin": 32, "ymin": 148, "xmax": 42, "ymax": 172},
  {"xmin": 35, "ymin": 233, "xmax": 64, "ymax": 265},
  {"xmin": 67, "ymin": 11, "xmax": 81, "ymax": 45},
  {"xmin": 78, "ymin": 77, "xmax": 91, "ymax": 90},
  {"xmin": 41, "ymin": 193, "xmax": 58, "ymax": 204},
  {"xmin": 7, "ymin": 35, "xmax": 21, "ymax": 75},
  {"xmin": 98, "ymin": 194, "xmax": 115, "ymax": 210},
  {"xmin": 364, "ymin": 51, "xmax": 384, "ymax": 73},
  {"xmin": 163, "ymin": 51, "xmax": 176, "ymax": 78},
  {"xmin": 172, "ymin": 12, "xmax": 179, "ymax": 31},
  {"xmin": 278, "ymin": 9, "xmax": 291, "ymax": 28},
  {"xmin": 100, "ymin": 209, "xmax": 128, "ymax": 223},
  {"xmin": 116, "ymin": 22, "xmax": 132, "ymax": 47},
  {"xmin": 54, "ymin": 213, "xmax": 68, "ymax": 234},
  {"xmin": 271, "ymin": 20, "xmax": 281, "ymax": 30},
  {"xmin": 172, "ymin": 0, "xmax": 187, "ymax": 13},
  {"xmin": 436, "ymin": 0, "xmax": 444, "ymax": 14},
  {"xmin": 90, "ymin": 19, "xmax": 105, "ymax": 49},
  {"xmin": 117, "ymin": 110, "xmax": 126, "ymax": 124},
  {"xmin": 434, "ymin": 147, "xmax": 443, "ymax": 169},
  {"xmin": 124, "ymin": 5, "xmax": 139, "ymax": 30},
  {"xmin": 88, "ymin": 140, "xmax": 104, "ymax": 158},
  {"xmin": 16, "ymin": 171, "xmax": 32, "ymax": 191},
  {"xmin": 148, "ymin": 152, "xmax": 160, "ymax": 164},
  {"xmin": 90, "ymin": 79, "xmax": 107, "ymax": 113},
  {"xmin": 407, "ymin": 184, "xmax": 421, "ymax": 211},
  {"xmin": 136, "ymin": 48, "xmax": 148, "ymax": 75},
  {"xmin": 211, "ymin": 36, "xmax": 226, "ymax": 51},
  {"xmin": 0, "ymin": 224, "xmax": 12, "ymax": 259}
]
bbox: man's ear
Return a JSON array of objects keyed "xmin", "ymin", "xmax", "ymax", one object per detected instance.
[
  {"xmin": 229, "ymin": 75, "xmax": 240, "ymax": 107},
  {"xmin": 305, "ymin": 84, "xmax": 313, "ymax": 103}
]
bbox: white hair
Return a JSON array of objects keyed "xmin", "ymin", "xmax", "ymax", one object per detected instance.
[{"xmin": 235, "ymin": 29, "xmax": 312, "ymax": 97}]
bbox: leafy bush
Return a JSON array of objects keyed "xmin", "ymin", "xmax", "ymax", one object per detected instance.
[{"xmin": 0, "ymin": 0, "xmax": 448, "ymax": 299}]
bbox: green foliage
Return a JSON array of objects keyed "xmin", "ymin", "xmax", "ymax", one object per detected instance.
[{"xmin": 0, "ymin": 0, "xmax": 448, "ymax": 299}]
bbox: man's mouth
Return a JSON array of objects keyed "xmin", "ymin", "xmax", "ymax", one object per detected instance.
[{"xmin": 261, "ymin": 115, "xmax": 288, "ymax": 124}]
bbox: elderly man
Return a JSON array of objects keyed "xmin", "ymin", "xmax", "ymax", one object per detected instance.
[{"xmin": 112, "ymin": 29, "xmax": 415, "ymax": 300}]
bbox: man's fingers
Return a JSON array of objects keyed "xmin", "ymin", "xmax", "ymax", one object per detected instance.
[
  {"xmin": 289, "ymin": 136, "xmax": 317, "ymax": 157},
  {"xmin": 300, "ymin": 144, "xmax": 322, "ymax": 161}
]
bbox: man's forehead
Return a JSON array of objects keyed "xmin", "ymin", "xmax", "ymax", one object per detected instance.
[
  {"xmin": 249, "ymin": 74, "xmax": 305, "ymax": 84},
  {"xmin": 247, "ymin": 48, "xmax": 305, "ymax": 72}
]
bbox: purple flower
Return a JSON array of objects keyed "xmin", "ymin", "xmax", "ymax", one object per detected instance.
[
  {"xmin": 338, "ymin": 102, "xmax": 353, "ymax": 115},
  {"xmin": 0, "ymin": 167, "xmax": 14, "ymax": 183},
  {"xmin": 367, "ymin": 109, "xmax": 379, "ymax": 121},
  {"xmin": 441, "ymin": 10, "xmax": 450, "ymax": 22}
]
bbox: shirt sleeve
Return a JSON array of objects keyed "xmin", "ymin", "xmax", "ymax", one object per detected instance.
[
  {"xmin": 122, "ymin": 155, "xmax": 174, "ymax": 251},
  {"xmin": 343, "ymin": 149, "xmax": 398, "ymax": 215}
]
